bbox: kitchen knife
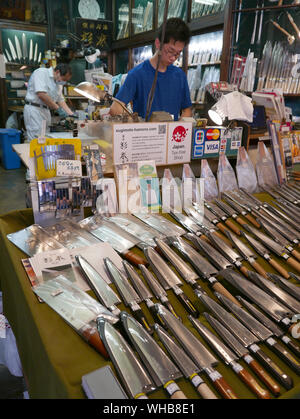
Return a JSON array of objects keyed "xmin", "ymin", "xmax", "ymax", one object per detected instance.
[
  {"xmin": 281, "ymin": 185, "xmax": 300, "ymax": 204},
  {"xmin": 104, "ymin": 258, "xmax": 151, "ymax": 332},
  {"xmin": 214, "ymin": 199, "xmax": 251, "ymax": 230},
  {"xmin": 272, "ymin": 200, "xmax": 300, "ymax": 225},
  {"xmin": 5, "ymin": 49, "xmax": 12, "ymax": 62},
  {"xmin": 256, "ymin": 212, "xmax": 300, "ymax": 248},
  {"xmin": 139, "ymin": 264, "xmax": 181, "ymax": 321},
  {"xmin": 134, "ymin": 213, "xmax": 186, "ymax": 238},
  {"xmin": 215, "ymin": 291, "xmax": 300, "ymax": 375},
  {"xmin": 221, "ymin": 269, "xmax": 294, "ymax": 329},
  {"xmin": 120, "ymin": 312, "xmax": 187, "ymax": 399},
  {"xmin": 122, "ymin": 260, "xmax": 156, "ymax": 331},
  {"xmin": 275, "ymin": 197, "xmax": 300, "ymax": 219},
  {"xmin": 186, "ymin": 205, "xmax": 231, "ymax": 238},
  {"xmin": 169, "ymin": 235, "xmax": 241, "ymax": 306},
  {"xmin": 144, "ymin": 246, "xmax": 199, "ymax": 317},
  {"xmin": 75, "ymin": 255, "xmax": 121, "ymax": 316},
  {"xmin": 243, "ymin": 224, "xmax": 300, "ymax": 273},
  {"xmin": 222, "ymin": 194, "xmax": 261, "ymax": 229},
  {"xmin": 29, "ymin": 39, "xmax": 33, "ymax": 62},
  {"xmin": 225, "ymin": 230, "xmax": 268, "ymax": 278},
  {"xmin": 154, "ymin": 303, "xmax": 238, "ymax": 399},
  {"xmin": 194, "ymin": 288, "xmax": 293, "ymax": 390},
  {"xmin": 97, "ymin": 318, "xmax": 155, "ymax": 399},
  {"xmin": 255, "ymin": 202, "xmax": 300, "ymax": 235},
  {"xmin": 272, "ymin": 186, "xmax": 300, "ymax": 205},
  {"xmin": 202, "ymin": 201, "xmax": 242, "ymax": 236},
  {"xmin": 14, "ymin": 35, "xmax": 22, "ymax": 61},
  {"xmin": 33, "ymin": 275, "xmax": 119, "ymax": 358},
  {"xmin": 8, "ymin": 37, "xmax": 17, "ymax": 61},
  {"xmin": 154, "ymin": 323, "xmax": 218, "ymax": 399},
  {"xmin": 80, "ymin": 217, "xmax": 147, "ymax": 266},
  {"xmin": 237, "ymin": 295, "xmax": 300, "ymax": 358},
  {"xmin": 268, "ymin": 273, "xmax": 300, "ymax": 301},
  {"xmin": 242, "ymin": 230, "xmax": 291, "ymax": 279},
  {"xmin": 22, "ymin": 33, "xmax": 27, "ymax": 61},
  {"xmin": 204, "ymin": 312, "xmax": 281, "ymax": 396},
  {"xmin": 34, "ymin": 42, "xmax": 38, "ymax": 63},
  {"xmin": 188, "ymin": 316, "xmax": 271, "ymax": 399}
]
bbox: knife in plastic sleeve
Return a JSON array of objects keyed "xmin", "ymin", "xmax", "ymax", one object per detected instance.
[
  {"xmin": 222, "ymin": 194, "xmax": 261, "ymax": 229},
  {"xmin": 204, "ymin": 312, "xmax": 281, "ymax": 396},
  {"xmin": 120, "ymin": 312, "xmax": 187, "ymax": 399},
  {"xmin": 215, "ymin": 290, "xmax": 300, "ymax": 376},
  {"xmin": 34, "ymin": 275, "xmax": 119, "ymax": 358},
  {"xmin": 221, "ymin": 269, "xmax": 296, "ymax": 337},
  {"xmin": 154, "ymin": 303, "xmax": 238, "ymax": 399},
  {"xmin": 188, "ymin": 316, "xmax": 271, "ymax": 399},
  {"xmin": 122, "ymin": 260, "xmax": 156, "ymax": 332},
  {"xmin": 154, "ymin": 323, "xmax": 218, "ymax": 399},
  {"xmin": 144, "ymin": 246, "xmax": 199, "ymax": 317},
  {"xmin": 194, "ymin": 287, "xmax": 294, "ymax": 390},
  {"xmin": 202, "ymin": 201, "xmax": 242, "ymax": 236},
  {"xmin": 243, "ymin": 224, "xmax": 300, "ymax": 274},
  {"xmin": 97, "ymin": 318, "xmax": 155, "ymax": 399},
  {"xmin": 236, "ymin": 295, "xmax": 300, "ymax": 358},
  {"xmin": 214, "ymin": 199, "xmax": 251, "ymax": 230},
  {"xmin": 168, "ymin": 235, "xmax": 241, "ymax": 306},
  {"xmin": 224, "ymin": 230, "xmax": 268, "ymax": 278},
  {"xmin": 75, "ymin": 255, "xmax": 122, "ymax": 316},
  {"xmin": 104, "ymin": 258, "xmax": 152, "ymax": 333},
  {"xmin": 139, "ymin": 264, "xmax": 181, "ymax": 321},
  {"xmin": 242, "ymin": 230, "xmax": 291, "ymax": 279}
]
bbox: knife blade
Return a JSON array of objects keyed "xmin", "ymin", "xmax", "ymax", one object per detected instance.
[
  {"xmin": 268, "ymin": 272, "xmax": 300, "ymax": 301},
  {"xmin": 214, "ymin": 199, "xmax": 250, "ymax": 230},
  {"xmin": 272, "ymin": 186, "xmax": 300, "ymax": 205},
  {"xmin": 134, "ymin": 213, "xmax": 186, "ymax": 238},
  {"xmin": 216, "ymin": 290, "xmax": 300, "ymax": 375},
  {"xmin": 22, "ymin": 33, "xmax": 27, "ymax": 60},
  {"xmin": 275, "ymin": 197, "xmax": 300, "ymax": 219},
  {"xmin": 29, "ymin": 39, "xmax": 33, "ymax": 62},
  {"xmin": 104, "ymin": 258, "xmax": 151, "ymax": 332},
  {"xmin": 120, "ymin": 312, "xmax": 187, "ymax": 399},
  {"xmin": 122, "ymin": 260, "xmax": 155, "ymax": 333},
  {"xmin": 34, "ymin": 42, "xmax": 38, "ymax": 63},
  {"xmin": 5, "ymin": 49, "xmax": 12, "ymax": 62},
  {"xmin": 186, "ymin": 205, "xmax": 231, "ymax": 238},
  {"xmin": 194, "ymin": 287, "xmax": 293, "ymax": 390},
  {"xmin": 169, "ymin": 235, "xmax": 241, "ymax": 306},
  {"xmin": 222, "ymin": 194, "xmax": 261, "ymax": 229},
  {"xmin": 144, "ymin": 246, "xmax": 199, "ymax": 317},
  {"xmin": 97, "ymin": 318, "xmax": 155, "ymax": 398},
  {"xmin": 154, "ymin": 323, "xmax": 218, "ymax": 399},
  {"xmin": 8, "ymin": 37, "xmax": 17, "ymax": 61},
  {"xmin": 14, "ymin": 35, "xmax": 22, "ymax": 61},
  {"xmin": 272, "ymin": 200, "xmax": 300, "ymax": 225},
  {"xmin": 237, "ymin": 295, "xmax": 300, "ymax": 358},
  {"xmin": 154, "ymin": 303, "xmax": 238, "ymax": 399},
  {"xmin": 139, "ymin": 264, "xmax": 181, "ymax": 321},
  {"xmin": 188, "ymin": 316, "xmax": 271, "ymax": 399},
  {"xmin": 256, "ymin": 212, "xmax": 300, "ymax": 247},
  {"xmin": 202, "ymin": 201, "xmax": 242, "ymax": 236},
  {"xmin": 225, "ymin": 230, "xmax": 268, "ymax": 278},
  {"xmin": 76, "ymin": 255, "xmax": 121, "ymax": 316},
  {"xmin": 204, "ymin": 312, "xmax": 281, "ymax": 396},
  {"xmin": 257, "ymin": 203, "xmax": 300, "ymax": 235},
  {"xmin": 33, "ymin": 275, "xmax": 119, "ymax": 358},
  {"xmin": 242, "ymin": 230, "xmax": 291, "ymax": 279}
]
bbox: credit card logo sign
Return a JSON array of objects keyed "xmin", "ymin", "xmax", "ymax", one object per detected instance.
[
  {"xmin": 195, "ymin": 130, "xmax": 205, "ymax": 145},
  {"xmin": 205, "ymin": 141, "xmax": 220, "ymax": 154},
  {"xmin": 206, "ymin": 129, "xmax": 220, "ymax": 140},
  {"xmin": 194, "ymin": 145, "xmax": 204, "ymax": 157}
]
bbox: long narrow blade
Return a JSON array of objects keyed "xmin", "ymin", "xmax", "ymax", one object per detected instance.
[{"xmin": 225, "ymin": 230, "xmax": 256, "ymax": 260}]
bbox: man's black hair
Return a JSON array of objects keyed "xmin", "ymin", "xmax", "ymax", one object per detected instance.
[
  {"xmin": 158, "ymin": 17, "xmax": 190, "ymax": 46},
  {"xmin": 54, "ymin": 63, "xmax": 72, "ymax": 76}
]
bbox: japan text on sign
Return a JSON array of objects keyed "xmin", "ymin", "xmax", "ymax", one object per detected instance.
[
  {"xmin": 75, "ymin": 18, "xmax": 112, "ymax": 51},
  {"xmin": 192, "ymin": 127, "xmax": 243, "ymax": 159}
]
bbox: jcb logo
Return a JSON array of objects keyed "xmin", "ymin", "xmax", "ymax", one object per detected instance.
[{"xmin": 291, "ymin": 314, "xmax": 300, "ymax": 339}]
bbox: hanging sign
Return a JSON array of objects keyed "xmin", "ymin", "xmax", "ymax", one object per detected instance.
[{"xmin": 75, "ymin": 18, "xmax": 112, "ymax": 51}]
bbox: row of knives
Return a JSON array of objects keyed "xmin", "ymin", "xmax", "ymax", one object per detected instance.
[
  {"xmin": 3, "ymin": 34, "xmax": 42, "ymax": 65},
  {"xmin": 9, "ymin": 184, "xmax": 300, "ymax": 399}
]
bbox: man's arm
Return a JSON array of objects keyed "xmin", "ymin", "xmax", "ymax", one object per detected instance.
[
  {"xmin": 37, "ymin": 92, "xmax": 59, "ymax": 110},
  {"xmin": 109, "ymin": 99, "xmax": 127, "ymax": 116},
  {"xmin": 58, "ymin": 100, "xmax": 74, "ymax": 116},
  {"xmin": 180, "ymin": 107, "xmax": 193, "ymax": 119}
]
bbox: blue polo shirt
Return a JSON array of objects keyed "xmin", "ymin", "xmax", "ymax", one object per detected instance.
[{"xmin": 116, "ymin": 60, "xmax": 192, "ymax": 120}]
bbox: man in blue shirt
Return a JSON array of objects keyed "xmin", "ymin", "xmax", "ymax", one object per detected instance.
[{"xmin": 110, "ymin": 18, "xmax": 192, "ymax": 121}]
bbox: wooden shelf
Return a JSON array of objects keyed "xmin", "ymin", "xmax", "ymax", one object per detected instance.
[{"xmin": 188, "ymin": 61, "xmax": 221, "ymax": 67}]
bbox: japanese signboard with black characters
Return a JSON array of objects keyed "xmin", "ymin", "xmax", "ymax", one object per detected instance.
[{"xmin": 75, "ymin": 18, "xmax": 112, "ymax": 51}]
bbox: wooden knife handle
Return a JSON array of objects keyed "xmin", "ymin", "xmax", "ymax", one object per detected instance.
[
  {"xmin": 291, "ymin": 249, "xmax": 300, "ymax": 262},
  {"xmin": 164, "ymin": 381, "xmax": 187, "ymax": 399},
  {"xmin": 191, "ymin": 376, "xmax": 218, "ymax": 399},
  {"xmin": 212, "ymin": 282, "xmax": 242, "ymax": 307},
  {"xmin": 170, "ymin": 390, "xmax": 187, "ymax": 399},
  {"xmin": 124, "ymin": 250, "xmax": 148, "ymax": 267},
  {"xmin": 82, "ymin": 325, "xmax": 109, "ymax": 359},
  {"xmin": 216, "ymin": 222, "xmax": 230, "ymax": 235},
  {"xmin": 239, "ymin": 265, "xmax": 250, "ymax": 277},
  {"xmin": 212, "ymin": 231, "xmax": 233, "ymax": 248},
  {"xmin": 209, "ymin": 373, "xmax": 239, "ymax": 399},
  {"xmin": 225, "ymin": 219, "xmax": 241, "ymax": 235},
  {"xmin": 245, "ymin": 357, "xmax": 281, "ymax": 396},
  {"xmin": 250, "ymin": 260, "xmax": 269, "ymax": 278},
  {"xmin": 286, "ymin": 256, "xmax": 300, "ymax": 274},
  {"xmin": 282, "ymin": 335, "xmax": 300, "ymax": 356},
  {"xmin": 269, "ymin": 258, "xmax": 290, "ymax": 279},
  {"xmin": 236, "ymin": 216, "xmax": 249, "ymax": 228},
  {"xmin": 235, "ymin": 365, "xmax": 271, "ymax": 399},
  {"xmin": 245, "ymin": 214, "xmax": 261, "ymax": 229}
]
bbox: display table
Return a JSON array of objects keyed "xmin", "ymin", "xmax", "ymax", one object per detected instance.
[{"xmin": 0, "ymin": 208, "xmax": 300, "ymax": 399}]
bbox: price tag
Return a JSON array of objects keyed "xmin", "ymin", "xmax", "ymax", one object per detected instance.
[{"xmin": 56, "ymin": 160, "xmax": 82, "ymax": 177}]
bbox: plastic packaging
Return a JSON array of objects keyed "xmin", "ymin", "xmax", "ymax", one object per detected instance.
[
  {"xmin": 217, "ymin": 153, "xmax": 238, "ymax": 193},
  {"xmin": 236, "ymin": 146, "xmax": 258, "ymax": 193},
  {"xmin": 200, "ymin": 159, "xmax": 219, "ymax": 201},
  {"xmin": 161, "ymin": 168, "xmax": 182, "ymax": 213},
  {"xmin": 256, "ymin": 142, "xmax": 279, "ymax": 190}
]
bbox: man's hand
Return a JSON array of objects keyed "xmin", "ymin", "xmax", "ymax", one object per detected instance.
[{"xmin": 56, "ymin": 107, "xmax": 69, "ymax": 118}]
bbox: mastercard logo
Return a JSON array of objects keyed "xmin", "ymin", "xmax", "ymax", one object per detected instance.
[{"xmin": 206, "ymin": 129, "xmax": 220, "ymax": 140}]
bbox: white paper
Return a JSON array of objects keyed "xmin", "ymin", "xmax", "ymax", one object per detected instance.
[{"xmin": 167, "ymin": 122, "xmax": 192, "ymax": 165}]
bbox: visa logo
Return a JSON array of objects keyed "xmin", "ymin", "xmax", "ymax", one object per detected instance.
[{"xmin": 207, "ymin": 144, "xmax": 219, "ymax": 151}]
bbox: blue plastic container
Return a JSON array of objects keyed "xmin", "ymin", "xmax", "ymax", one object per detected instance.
[{"xmin": 0, "ymin": 129, "xmax": 21, "ymax": 170}]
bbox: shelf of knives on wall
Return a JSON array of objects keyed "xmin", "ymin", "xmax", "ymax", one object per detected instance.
[
  {"xmin": 230, "ymin": 0, "xmax": 300, "ymax": 97},
  {"xmin": 1, "ymin": 28, "xmax": 46, "ymax": 108}
]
